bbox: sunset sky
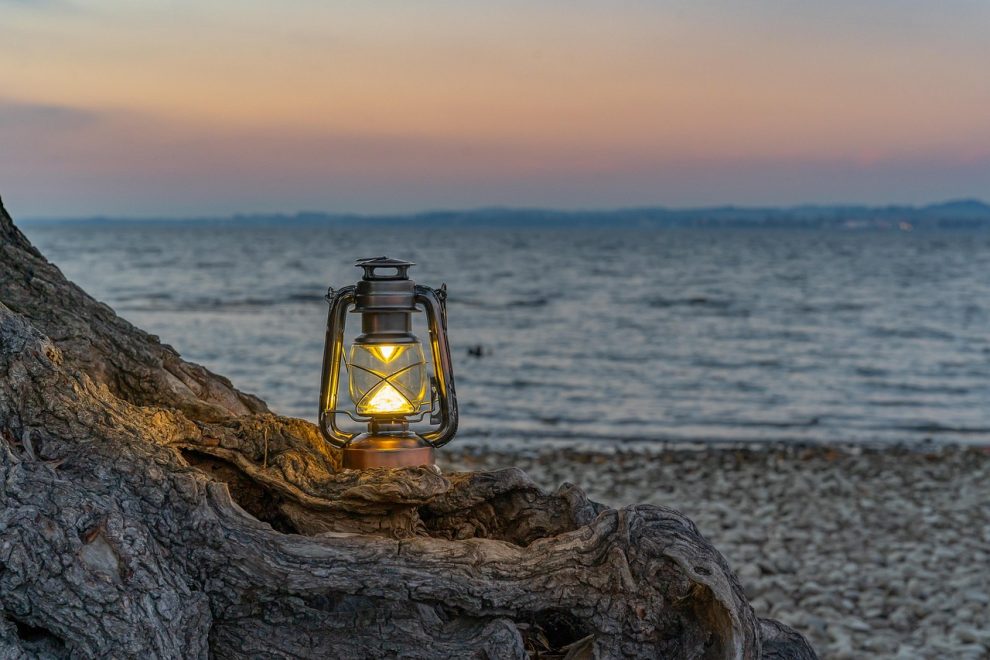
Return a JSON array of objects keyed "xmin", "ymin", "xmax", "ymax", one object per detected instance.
[{"xmin": 2, "ymin": 1, "xmax": 989, "ymax": 217}]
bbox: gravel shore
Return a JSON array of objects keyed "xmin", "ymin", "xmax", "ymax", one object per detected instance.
[{"xmin": 439, "ymin": 444, "xmax": 990, "ymax": 659}]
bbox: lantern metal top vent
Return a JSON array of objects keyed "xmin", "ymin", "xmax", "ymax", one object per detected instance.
[{"xmin": 319, "ymin": 257, "xmax": 458, "ymax": 469}]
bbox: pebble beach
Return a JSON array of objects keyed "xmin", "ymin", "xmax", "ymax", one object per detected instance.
[{"xmin": 440, "ymin": 444, "xmax": 990, "ymax": 659}]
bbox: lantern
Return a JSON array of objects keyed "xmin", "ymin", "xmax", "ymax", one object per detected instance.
[{"xmin": 319, "ymin": 257, "xmax": 458, "ymax": 468}]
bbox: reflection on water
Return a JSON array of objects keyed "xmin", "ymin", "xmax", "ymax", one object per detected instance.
[{"xmin": 23, "ymin": 222, "xmax": 990, "ymax": 448}]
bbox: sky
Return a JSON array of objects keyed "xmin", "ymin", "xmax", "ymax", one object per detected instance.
[{"xmin": 1, "ymin": 0, "xmax": 989, "ymax": 218}]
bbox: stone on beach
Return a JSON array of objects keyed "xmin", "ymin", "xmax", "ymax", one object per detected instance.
[{"xmin": 442, "ymin": 444, "xmax": 990, "ymax": 659}]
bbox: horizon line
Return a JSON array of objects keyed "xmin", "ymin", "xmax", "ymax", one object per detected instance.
[{"xmin": 12, "ymin": 197, "xmax": 990, "ymax": 223}]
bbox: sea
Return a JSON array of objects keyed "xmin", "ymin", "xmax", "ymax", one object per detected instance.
[{"xmin": 21, "ymin": 221, "xmax": 990, "ymax": 449}]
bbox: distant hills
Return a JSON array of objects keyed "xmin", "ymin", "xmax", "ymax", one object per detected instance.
[{"xmin": 22, "ymin": 199, "xmax": 990, "ymax": 230}]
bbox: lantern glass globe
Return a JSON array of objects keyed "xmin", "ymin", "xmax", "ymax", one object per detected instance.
[{"xmin": 347, "ymin": 342, "xmax": 428, "ymax": 416}]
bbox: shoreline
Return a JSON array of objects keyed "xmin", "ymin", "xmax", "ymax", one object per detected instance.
[
  {"xmin": 445, "ymin": 437, "xmax": 990, "ymax": 457},
  {"xmin": 439, "ymin": 444, "xmax": 990, "ymax": 659}
]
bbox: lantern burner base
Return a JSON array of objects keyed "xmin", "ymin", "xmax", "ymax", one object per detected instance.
[{"xmin": 342, "ymin": 432, "xmax": 435, "ymax": 469}]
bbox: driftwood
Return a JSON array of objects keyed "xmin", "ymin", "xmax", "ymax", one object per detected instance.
[{"xmin": 0, "ymin": 199, "xmax": 816, "ymax": 659}]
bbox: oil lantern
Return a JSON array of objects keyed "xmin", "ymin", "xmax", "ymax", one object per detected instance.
[{"xmin": 319, "ymin": 257, "xmax": 457, "ymax": 468}]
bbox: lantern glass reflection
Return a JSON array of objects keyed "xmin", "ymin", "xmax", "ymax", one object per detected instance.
[{"xmin": 347, "ymin": 342, "xmax": 428, "ymax": 416}]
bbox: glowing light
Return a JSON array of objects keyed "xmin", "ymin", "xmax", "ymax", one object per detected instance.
[
  {"xmin": 348, "ymin": 342, "xmax": 426, "ymax": 415},
  {"xmin": 362, "ymin": 382, "xmax": 413, "ymax": 414},
  {"xmin": 373, "ymin": 345, "xmax": 399, "ymax": 362}
]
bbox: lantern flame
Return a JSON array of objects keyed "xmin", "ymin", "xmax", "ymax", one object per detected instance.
[{"xmin": 364, "ymin": 382, "xmax": 412, "ymax": 414}]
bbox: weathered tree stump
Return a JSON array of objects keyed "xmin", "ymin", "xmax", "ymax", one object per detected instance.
[{"xmin": 0, "ymin": 199, "xmax": 816, "ymax": 658}]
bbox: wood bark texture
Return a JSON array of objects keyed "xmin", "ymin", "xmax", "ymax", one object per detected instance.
[{"xmin": 0, "ymin": 199, "xmax": 816, "ymax": 659}]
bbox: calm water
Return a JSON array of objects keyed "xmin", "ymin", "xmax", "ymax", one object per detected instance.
[{"xmin": 22, "ymin": 222, "xmax": 990, "ymax": 448}]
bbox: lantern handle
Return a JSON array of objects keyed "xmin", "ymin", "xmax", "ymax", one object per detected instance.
[
  {"xmin": 319, "ymin": 285, "xmax": 358, "ymax": 448},
  {"xmin": 355, "ymin": 256, "xmax": 414, "ymax": 281},
  {"xmin": 415, "ymin": 284, "xmax": 458, "ymax": 447}
]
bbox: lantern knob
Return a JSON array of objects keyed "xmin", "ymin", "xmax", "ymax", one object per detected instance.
[{"xmin": 356, "ymin": 257, "xmax": 414, "ymax": 281}]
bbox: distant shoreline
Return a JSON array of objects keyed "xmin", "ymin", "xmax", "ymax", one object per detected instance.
[{"xmin": 18, "ymin": 198, "xmax": 990, "ymax": 230}]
